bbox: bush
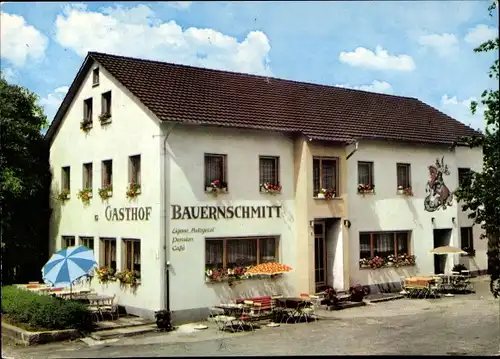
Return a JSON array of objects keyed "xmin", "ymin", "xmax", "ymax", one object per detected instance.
[{"xmin": 1, "ymin": 286, "xmax": 92, "ymax": 332}]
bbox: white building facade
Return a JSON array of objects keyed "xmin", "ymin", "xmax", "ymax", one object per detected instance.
[{"xmin": 47, "ymin": 52, "xmax": 486, "ymax": 322}]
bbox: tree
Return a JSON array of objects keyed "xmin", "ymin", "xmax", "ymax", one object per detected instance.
[
  {"xmin": 454, "ymin": 1, "xmax": 500, "ymax": 298},
  {"xmin": 0, "ymin": 74, "xmax": 51, "ymax": 284}
]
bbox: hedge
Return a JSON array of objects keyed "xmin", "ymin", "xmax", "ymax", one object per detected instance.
[{"xmin": 1, "ymin": 286, "xmax": 92, "ymax": 331}]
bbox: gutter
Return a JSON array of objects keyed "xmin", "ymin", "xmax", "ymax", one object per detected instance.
[
  {"xmin": 161, "ymin": 123, "xmax": 177, "ymax": 314},
  {"xmin": 346, "ymin": 141, "xmax": 359, "ymax": 160}
]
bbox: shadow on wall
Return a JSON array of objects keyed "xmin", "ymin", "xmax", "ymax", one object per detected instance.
[
  {"xmin": 362, "ymin": 266, "xmax": 421, "ymax": 294},
  {"xmin": 49, "ymin": 178, "xmax": 63, "ymax": 257}
]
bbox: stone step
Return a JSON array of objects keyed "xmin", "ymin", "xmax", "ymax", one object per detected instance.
[
  {"xmin": 89, "ymin": 324, "xmax": 158, "ymax": 341},
  {"xmin": 329, "ymin": 301, "xmax": 366, "ymax": 311}
]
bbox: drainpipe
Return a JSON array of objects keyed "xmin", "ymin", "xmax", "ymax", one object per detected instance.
[{"xmin": 161, "ymin": 123, "xmax": 176, "ymax": 314}]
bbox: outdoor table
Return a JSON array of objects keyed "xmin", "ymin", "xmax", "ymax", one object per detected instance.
[
  {"xmin": 275, "ymin": 297, "xmax": 312, "ymax": 323},
  {"xmin": 404, "ymin": 277, "xmax": 435, "ymax": 298},
  {"xmin": 214, "ymin": 303, "xmax": 245, "ymax": 317}
]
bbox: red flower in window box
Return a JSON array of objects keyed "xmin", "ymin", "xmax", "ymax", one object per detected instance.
[
  {"xmin": 126, "ymin": 182, "xmax": 141, "ymax": 199},
  {"xmin": 260, "ymin": 182, "xmax": 282, "ymax": 195},
  {"xmin": 207, "ymin": 180, "xmax": 228, "ymax": 196},
  {"xmin": 319, "ymin": 188, "xmax": 336, "ymax": 200},
  {"xmin": 358, "ymin": 184, "xmax": 375, "ymax": 194}
]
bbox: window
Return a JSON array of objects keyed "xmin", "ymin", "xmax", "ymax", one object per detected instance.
[
  {"xmin": 80, "ymin": 236, "xmax": 94, "ymax": 250},
  {"xmin": 460, "ymin": 227, "xmax": 474, "ymax": 256},
  {"xmin": 359, "ymin": 231, "xmax": 411, "ymax": 260},
  {"xmin": 357, "ymin": 161, "xmax": 374, "ymax": 186},
  {"xmin": 61, "ymin": 166, "xmax": 71, "ymax": 191},
  {"xmin": 129, "ymin": 155, "xmax": 141, "ymax": 185},
  {"xmin": 259, "ymin": 156, "xmax": 279, "ymax": 188},
  {"xmin": 204, "ymin": 154, "xmax": 227, "ymax": 189},
  {"xmin": 83, "ymin": 163, "xmax": 93, "ymax": 189},
  {"xmin": 396, "ymin": 163, "xmax": 411, "ymax": 188},
  {"xmin": 101, "ymin": 238, "xmax": 116, "ymax": 271},
  {"xmin": 458, "ymin": 168, "xmax": 471, "ymax": 187},
  {"xmin": 101, "ymin": 91, "xmax": 112, "ymax": 116},
  {"xmin": 123, "ymin": 239, "xmax": 141, "ymax": 273},
  {"xmin": 205, "ymin": 237, "xmax": 278, "ymax": 269},
  {"xmin": 101, "ymin": 160, "xmax": 113, "ymax": 187},
  {"xmin": 313, "ymin": 157, "xmax": 339, "ymax": 196},
  {"xmin": 62, "ymin": 236, "xmax": 75, "ymax": 249},
  {"xmin": 83, "ymin": 98, "xmax": 93, "ymax": 121},
  {"xmin": 92, "ymin": 68, "xmax": 99, "ymax": 86}
]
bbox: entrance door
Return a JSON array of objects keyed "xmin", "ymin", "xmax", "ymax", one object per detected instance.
[
  {"xmin": 314, "ymin": 221, "xmax": 327, "ymax": 291},
  {"xmin": 433, "ymin": 229, "xmax": 452, "ymax": 274}
]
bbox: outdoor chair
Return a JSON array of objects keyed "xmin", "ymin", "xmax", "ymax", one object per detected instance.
[
  {"xmin": 399, "ymin": 277, "xmax": 408, "ymax": 295},
  {"xmin": 100, "ymin": 295, "xmax": 119, "ymax": 320},
  {"xmin": 209, "ymin": 305, "xmax": 237, "ymax": 332},
  {"xmin": 235, "ymin": 300, "xmax": 256, "ymax": 331},
  {"xmin": 460, "ymin": 270, "xmax": 474, "ymax": 292},
  {"xmin": 427, "ymin": 278, "xmax": 441, "ymax": 299}
]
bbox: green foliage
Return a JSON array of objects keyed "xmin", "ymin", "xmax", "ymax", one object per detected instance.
[
  {"xmin": 454, "ymin": 1, "xmax": 500, "ymax": 298},
  {"xmin": 1, "ymin": 286, "xmax": 92, "ymax": 331},
  {"xmin": 0, "ymin": 77, "xmax": 51, "ymax": 284}
]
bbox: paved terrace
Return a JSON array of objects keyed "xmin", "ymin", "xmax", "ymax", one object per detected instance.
[{"xmin": 3, "ymin": 277, "xmax": 499, "ymax": 357}]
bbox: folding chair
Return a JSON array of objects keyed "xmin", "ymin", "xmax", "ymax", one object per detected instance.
[
  {"xmin": 399, "ymin": 277, "xmax": 408, "ymax": 295},
  {"xmin": 299, "ymin": 294, "xmax": 316, "ymax": 322},
  {"xmin": 461, "ymin": 270, "xmax": 474, "ymax": 292},
  {"xmin": 427, "ymin": 278, "xmax": 441, "ymax": 299},
  {"xmin": 100, "ymin": 295, "xmax": 119, "ymax": 320}
]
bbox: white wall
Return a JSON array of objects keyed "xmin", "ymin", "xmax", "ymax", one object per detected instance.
[
  {"xmin": 49, "ymin": 62, "xmax": 163, "ymax": 313},
  {"xmin": 346, "ymin": 141, "xmax": 485, "ymax": 288},
  {"xmin": 165, "ymin": 125, "xmax": 297, "ymax": 314}
]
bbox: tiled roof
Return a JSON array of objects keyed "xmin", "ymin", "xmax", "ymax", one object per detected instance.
[{"xmin": 46, "ymin": 51, "xmax": 482, "ymax": 145}]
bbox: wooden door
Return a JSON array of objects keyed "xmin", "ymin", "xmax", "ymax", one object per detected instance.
[{"xmin": 314, "ymin": 221, "xmax": 327, "ymax": 291}]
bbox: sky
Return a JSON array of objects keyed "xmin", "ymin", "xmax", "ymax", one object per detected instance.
[{"xmin": 1, "ymin": 1, "xmax": 498, "ymax": 132}]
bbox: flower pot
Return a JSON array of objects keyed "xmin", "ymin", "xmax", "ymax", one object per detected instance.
[
  {"xmin": 87, "ymin": 193, "xmax": 93, "ymax": 198},
  {"xmin": 205, "ymin": 186, "xmax": 213, "ymax": 192},
  {"xmin": 386, "ymin": 262, "xmax": 394, "ymax": 267},
  {"xmin": 107, "ymin": 191, "xmax": 113, "ymax": 197},
  {"xmin": 135, "ymin": 189, "xmax": 141, "ymax": 194},
  {"xmin": 397, "ymin": 189, "xmax": 404, "ymax": 195},
  {"xmin": 317, "ymin": 193, "xmax": 325, "ymax": 199}
]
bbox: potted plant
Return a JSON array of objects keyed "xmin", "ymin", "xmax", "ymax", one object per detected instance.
[
  {"xmin": 80, "ymin": 119, "xmax": 92, "ymax": 133},
  {"xmin": 126, "ymin": 182, "xmax": 141, "ymax": 198},
  {"xmin": 403, "ymin": 187, "xmax": 413, "ymax": 196},
  {"xmin": 260, "ymin": 182, "xmax": 282, "ymax": 195},
  {"xmin": 206, "ymin": 180, "xmax": 227, "ymax": 196},
  {"xmin": 349, "ymin": 284, "xmax": 369, "ymax": 302},
  {"xmin": 397, "ymin": 186, "xmax": 404, "ymax": 195},
  {"xmin": 56, "ymin": 189, "xmax": 70, "ymax": 201},
  {"xmin": 77, "ymin": 188, "xmax": 93, "ymax": 205},
  {"xmin": 98, "ymin": 112, "xmax": 112, "ymax": 124},
  {"xmin": 115, "ymin": 269, "xmax": 140, "ymax": 287},
  {"xmin": 323, "ymin": 286, "xmax": 339, "ymax": 309},
  {"xmin": 318, "ymin": 188, "xmax": 336, "ymax": 200},
  {"xmin": 452, "ymin": 264, "xmax": 468, "ymax": 273},
  {"xmin": 394, "ymin": 254, "xmax": 416, "ymax": 267},
  {"xmin": 359, "ymin": 258, "xmax": 370, "ymax": 268},
  {"xmin": 98, "ymin": 184, "xmax": 113, "ymax": 199},
  {"xmin": 96, "ymin": 266, "xmax": 115, "ymax": 284},
  {"xmin": 154, "ymin": 310, "xmax": 173, "ymax": 332},
  {"xmin": 358, "ymin": 184, "xmax": 375, "ymax": 194},
  {"xmin": 205, "ymin": 268, "xmax": 228, "ymax": 283}
]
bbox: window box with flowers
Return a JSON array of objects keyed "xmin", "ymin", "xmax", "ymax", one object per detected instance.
[
  {"xmin": 98, "ymin": 184, "xmax": 113, "ymax": 200},
  {"xmin": 260, "ymin": 183, "xmax": 282, "ymax": 195},
  {"xmin": 115, "ymin": 270, "xmax": 141, "ymax": 287},
  {"xmin": 317, "ymin": 188, "xmax": 336, "ymax": 200},
  {"xmin": 205, "ymin": 267, "xmax": 249, "ymax": 287},
  {"xmin": 358, "ymin": 184, "xmax": 375, "ymax": 194},
  {"xmin": 56, "ymin": 189, "xmax": 71, "ymax": 201},
  {"xmin": 206, "ymin": 180, "xmax": 228, "ymax": 196},
  {"xmin": 77, "ymin": 188, "xmax": 93, "ymax": 205},
  {"xmin": 397, "ymin": 186, "xmax": 413, "ymax": 196},
  {"xmin": 98, "ymin": 112, "xmax": 112, "ymax": 125},
  {"xmin": 96, "ymin": 266, "xmax": 116, "ymax": 284},
  {"xmin": 359, "ymin": 254, "xmax": 416, "ymax": 269},
  {"xmin": 80, "ymin": 119, "xmax": 93, "ymax": 133},
  {"xmin": 126, "ymin": 183, "xmax": 141, "ymax": 199}
]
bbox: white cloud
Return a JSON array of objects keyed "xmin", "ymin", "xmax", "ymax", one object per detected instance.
[
  {"xmin": 40, "ymin": 86, "xmax": 69, "ymax": 122},
  {"xmin": 418, "ymin": 33, "xmax": 458, "ymax": 57},
  {"xmin": 54, "ymin": 4, "xmax": 271, "ymax": 76},
  {"xmin": 338, "ymin": 46, "xmax": 415, "ymax": 71},
  {"xmin": 335, "ymin": 80, "xmax": 394, "ymax": 94},
  {"xmin": 464, "ymin": 24, "xmax": 498, "ymax": 47},
  {"xmin": 440, "ymin": 94, "xmax": 485, "ymax": 131},
  {"xmin": 167, "ymin": 2, "xmax": 192, "ymax": 10},
  {"xmin": 1, "ymin": 67, "xmax": 17, "ymax": 82},
  {"xmin": 0, "ymin": 12, "xmax": 48, "ymax": 67}
]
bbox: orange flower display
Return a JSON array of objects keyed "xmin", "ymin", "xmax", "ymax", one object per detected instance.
[{"xmin": 246, "ymin": 262, "xmax": 293, "ymax": 275}]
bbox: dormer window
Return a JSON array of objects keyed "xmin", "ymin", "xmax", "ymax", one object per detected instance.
[{"xmin": 92, "ymin": 68, "xmax": 99, "ymax": 86}]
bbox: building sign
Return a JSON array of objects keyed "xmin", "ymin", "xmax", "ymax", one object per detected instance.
[
  {"xmin": 171, "ymin": 227, "xmax": 215, "ymax": 252},
  {"xmin": 105, "ymin": 206, "xmax": 152, "ymax": 221},
  {"xmin": 171, "ymin": 205, "xmax": 282, "ymax": 220},
  {"xmin": 424, "ymin": 157, "xmax": 453, "ymax": 212}
]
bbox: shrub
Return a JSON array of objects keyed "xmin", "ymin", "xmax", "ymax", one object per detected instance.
[{"xmin": 1, "ymin": 286, "xmax": 92, "ymax": 332}]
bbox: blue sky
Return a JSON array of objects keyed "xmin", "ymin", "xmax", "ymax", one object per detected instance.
[{"xmin": 1, "ymin": 1, "xmax": 498, "ymax": 131}]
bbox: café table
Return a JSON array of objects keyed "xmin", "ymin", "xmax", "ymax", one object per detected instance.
[
  {"xmin": 275, "ymin": 297, "xmax": 312, "ymax": 323},
  {"xmin": 404, "ymin": 276, "xmax": 436, "ymax": 298}
]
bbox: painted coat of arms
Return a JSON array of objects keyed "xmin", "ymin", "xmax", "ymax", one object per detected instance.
[{"xmin": 424, "ymin": 157, "xmax": 453, "ymax": 212}]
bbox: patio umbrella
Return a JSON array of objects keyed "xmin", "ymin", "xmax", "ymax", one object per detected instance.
[
  {"xmin": 42, "ymin": 245, "xmax": 97, "ymax": 291},
  {"xmin": 246, "ymin": 262, "xmax": 293, "ymax": 276},
  {"xmin": 429, "ymin": 246, "xmax": 467, "ymax": 255}
]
